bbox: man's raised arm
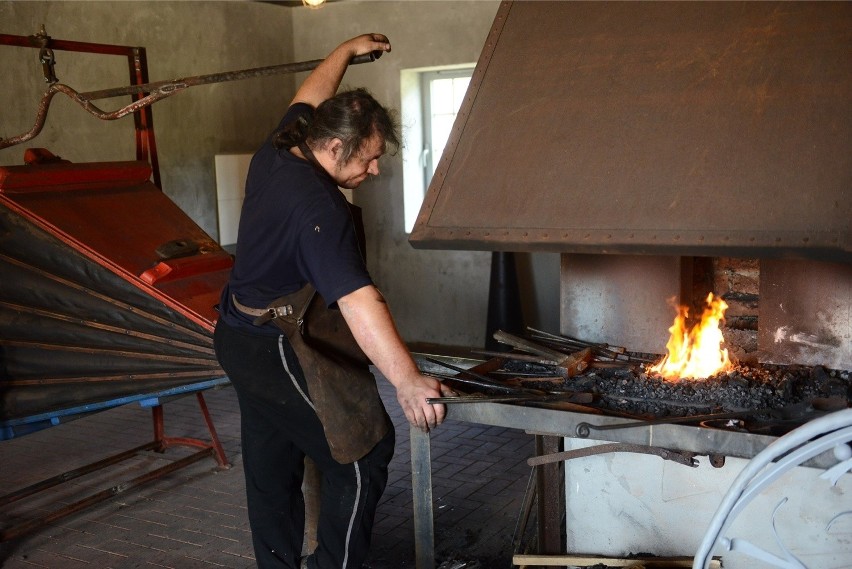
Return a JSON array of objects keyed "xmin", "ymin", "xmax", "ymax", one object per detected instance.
[{"xmin": 291, "ymin": 33, "xmax": 391, "ymax": 108}]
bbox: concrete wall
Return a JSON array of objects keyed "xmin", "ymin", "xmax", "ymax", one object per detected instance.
[{"xmin": 1, "ymin": 0, "xmax": 559, "ymax": 349}]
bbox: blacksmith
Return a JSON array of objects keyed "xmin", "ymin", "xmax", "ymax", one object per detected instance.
[{"xmin": 214, "ymin": 34, "xmax": 452, "ymax": 569}]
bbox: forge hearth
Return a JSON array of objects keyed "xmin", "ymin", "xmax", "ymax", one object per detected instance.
[{"xmin": 440, "ymin": 327, "xmax": 852, "ymax": 438}]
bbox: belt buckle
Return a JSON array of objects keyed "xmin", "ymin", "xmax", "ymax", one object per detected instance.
[{"xmin": 253, "ymin": 304, "xmax": 294, "ymax": 326}]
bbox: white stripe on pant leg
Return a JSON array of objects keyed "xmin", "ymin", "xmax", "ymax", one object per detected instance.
[
  {"xmin": 342, "ymin": 461, "xmax": 362, "ymax": 569},
  {"xmin": 278, "ymin": 335, "xmax": 316, "ymax": 411},
  {"xmin": 278, "ymin": 335, "xmax": 362, "ymax": 568}
]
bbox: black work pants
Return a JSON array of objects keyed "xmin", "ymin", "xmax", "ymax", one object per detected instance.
[{"xmin": 214, "ymin": 318, "xmax": 395, "ymax": 569}]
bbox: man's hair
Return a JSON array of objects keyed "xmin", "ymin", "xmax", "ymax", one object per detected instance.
[{"xmin": 273, "ymin": 88, "xmax": 400, "ymax": 164}]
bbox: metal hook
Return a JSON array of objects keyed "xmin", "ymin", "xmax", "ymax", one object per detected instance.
[{"xmin": 39, "ymin": 47, "xmax": 58, "ymax": 84}]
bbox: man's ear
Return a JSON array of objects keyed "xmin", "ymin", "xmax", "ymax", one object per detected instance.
[{"xmin": 328, "ymin": 138, "xmax": 344, "ymax": 160}]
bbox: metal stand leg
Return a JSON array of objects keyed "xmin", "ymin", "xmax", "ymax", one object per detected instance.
[
  {"xmin": 411, "ymin": 425, "xmax": 435, "ymax": 569},
  {"xmin": 150, "ymin": 392, "xmax": 229, "ymax": 468}
]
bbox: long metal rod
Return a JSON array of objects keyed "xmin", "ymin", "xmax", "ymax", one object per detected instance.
[
  {"xmin": 0, "ymin": 52, "xmax": 380, "ymax": 150},
  {"xmin": 527, "ymin": 441, "xmax": 698, "ymax": 468},
  {"xmin": 0, "ymin": 441, "xmax": 160, "ymax": 507},
  {"xmin": 0, "ymin": 447, "xmax": 213, "ymax": 542}
]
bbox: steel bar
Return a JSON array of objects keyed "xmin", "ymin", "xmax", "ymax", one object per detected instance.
[
  {"xmin": 79, "ymin": 52, "xmax": 380, "ymax": 101},
  {"xmin": 0, "ymin": 447, "xmax": 213, "ymax": 542},
  {"xmin": 420, "ymin": 355, "xmax": 504, "ymax": 385},
  {"xmin": 493, "ymin": 330, "xmax": 577, "ymax": 364},
  {"xmin": 0, "ymin": 52, "xmax": 380, "ymax": 151},
  {"xmin": 471, "ymin": 349, "xmax": 558, "ymax": 366},
  {"xmin": 527, "ymin": 441, "xmax": 698, "ymax": 468},
  {"xmin": 428, "ymin": 395, "xmax": 544, "ymax": 404},
  {"xmin": 0, "ymin": 441, "xmax": 160, "ymax": 507},
  {"xmin": 423, "ymin": 371, "xmax": 521, "ymax": 395},
  {"xmin": 528, "ymin": 326, "xmax": 625, "ymax": 353},
  {"xmin": 419, "ymin": 356, "xmax": 533, "ymax": 393},
  {"xmin": 527, "ymin": 327, "xmax": 657, "ymax": 363}
]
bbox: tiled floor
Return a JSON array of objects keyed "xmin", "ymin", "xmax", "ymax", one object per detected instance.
[{"xmin": 0, "ymin": 369, "xmax": 536, "ymax": 569}]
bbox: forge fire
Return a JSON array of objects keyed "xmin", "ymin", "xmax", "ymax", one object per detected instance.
[{"xmin": 648, "ymin": 293, "xmax": 733, "ymax": 381}]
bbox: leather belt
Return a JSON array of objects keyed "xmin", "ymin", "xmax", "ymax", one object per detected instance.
[
  {"xmin": 231, "ymin": 294, "xmax": 268, "ymax": 317},
  {"xmin": 232, "ymin": 294, "xmax": 295, "ymax": 325}
]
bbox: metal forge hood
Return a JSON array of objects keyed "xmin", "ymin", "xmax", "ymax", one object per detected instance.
[
  {"xmin": 409, "ymin": 1, "xmax": 851, "ymax": 262},
  {"xmin": 0, "ymin": 157, "xmax": 232, "ymax": 425}
]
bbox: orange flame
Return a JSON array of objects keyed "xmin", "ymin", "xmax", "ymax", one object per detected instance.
[{"xmin": 648, "ymin": 293, "xmax": 733, "ymax": 381}]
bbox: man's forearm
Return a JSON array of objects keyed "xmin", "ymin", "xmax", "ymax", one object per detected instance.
[
  {"xmin": 337, "ymin": 285, "xmax": 419, "ymax": 385},
  {"xmin": 338, "ymin": 284, "xmax": 448, "ymax": 431}
]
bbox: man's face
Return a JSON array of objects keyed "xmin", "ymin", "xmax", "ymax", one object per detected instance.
[{"xmin": 332, "ymin": 133, "xmax": 385, "ymax": 189}]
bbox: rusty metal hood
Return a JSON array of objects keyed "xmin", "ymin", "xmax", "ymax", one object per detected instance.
[{"xmin": 409, "ymin": 1, "xmax": 851, "ymax": 262}]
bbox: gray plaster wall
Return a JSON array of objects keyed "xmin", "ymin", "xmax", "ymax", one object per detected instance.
[
  {"xmin": 1, "ymin": 0, "xmax": 560, "ymax": 349},
  {"xmin": 0, "ymin": 0, "xmax": 295, "ymax": 237}
]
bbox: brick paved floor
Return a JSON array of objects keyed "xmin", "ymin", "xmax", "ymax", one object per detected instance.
[{"xmin": 0, "ymin": 369, "xmax": 536, "ymax": 569}]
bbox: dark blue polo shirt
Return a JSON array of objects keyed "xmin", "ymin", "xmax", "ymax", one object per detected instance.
[{"xmin": 219, "ymin": 103, "xmax": 373, "ymax": 334}]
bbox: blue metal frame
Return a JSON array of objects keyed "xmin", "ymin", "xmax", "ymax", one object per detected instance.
[{"xmin": 0, "ymin": 377, "xmax": 230, "ymax": 441}]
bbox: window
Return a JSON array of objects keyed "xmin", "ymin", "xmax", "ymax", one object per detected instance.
[{"xmin": 401, "ymin": 65, "xmax": 474, "ymax": 233}]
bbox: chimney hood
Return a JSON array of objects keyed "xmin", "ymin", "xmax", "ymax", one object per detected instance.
[{"xmin": 409, "ymin": 1, "xmax": 851, "ymax": 262}]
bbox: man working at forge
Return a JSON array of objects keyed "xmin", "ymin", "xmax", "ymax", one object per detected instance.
[{"xmin": 214, "ymin": 34, "xmax": 453, "ymax": 569}]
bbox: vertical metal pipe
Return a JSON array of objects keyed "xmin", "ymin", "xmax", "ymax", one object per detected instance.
[{"xmin": 486, "ymin": 251, "xmax": 524, "ymax": 352}]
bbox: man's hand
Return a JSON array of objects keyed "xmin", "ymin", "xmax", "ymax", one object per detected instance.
[
  {"xmin": 342, "ymin": 33, "xmax": 391, "ymax": 60},
  {"xmin": 394, "ymin": 373, "xmax": 454, "ymax": 433}
]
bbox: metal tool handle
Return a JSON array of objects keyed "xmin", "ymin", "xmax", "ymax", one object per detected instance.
[{"xmin": 351, "ymin": 50, "xmax": 383, "ymax": 65}]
